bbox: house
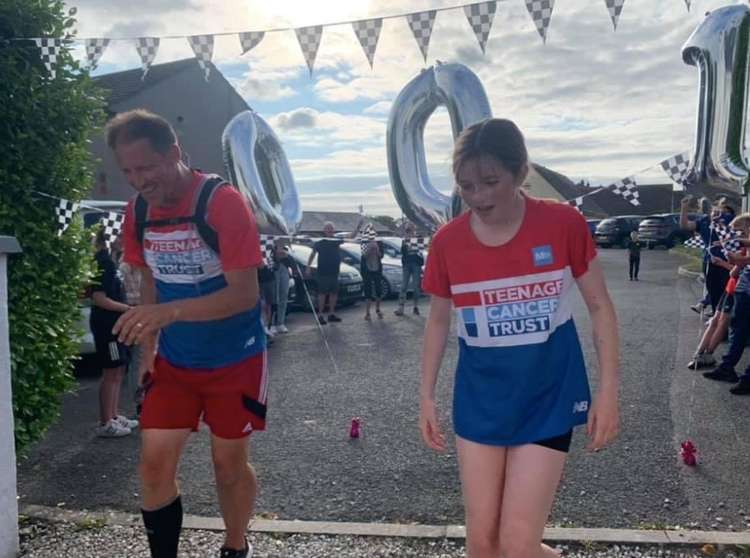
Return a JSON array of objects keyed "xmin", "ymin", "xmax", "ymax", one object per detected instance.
[
  {"xmin": 297, "ymin": 211, "xmax": 396, "ymax": 237},
  {"xmin": 89, "ymin": 59, "xmax": 250, "ymax": 201}
]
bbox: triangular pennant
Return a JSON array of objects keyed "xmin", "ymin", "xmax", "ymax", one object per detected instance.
[
  {"xmin": 610, "ymin": 176, "xmax": 640, "ymax": 206},
  {"xmin": 406, "ymin": 10, "xmax": 437, "ymax": 62},
  {"xmin": 55, "ymin": 198, "xmax": 79, "ymax": 237},
  {"xmin": 568, "ymin": 196, "xmax": 584, "ymax": 213},
  {"xmin": 85, "ymin": 38, "xmax": 109, "ymax": 70},
  {"xmin": 684, "ymin": 0, "xmax": 691, "ymax": 12},
  {"xmin": 684, "ymin": 235, "xmax": 705, "ymax": 249},
  {"xmin": 464, "ymin": 2, "xmax": 497, "ymax": 54},
  {"xmin": 239, "ymin": 31, "xmax": 265, "ymax": 55},
  {"xmin": 352, "ymin": 18, "xmax": 383, "ymax": 68},
  {"xmin": 135, "ymin": 37, "xmax": 160, "ymax": 80},
  {"xmin": 100, "ymin": 212, "xmax": 125, "ymax": 249},
  {"xmin": 604, "ymin": 0, "xmax": 626, "ymax": 30},
  {"xmin": 34, "ymin": 38, "xmax": 63, "ymax": 79},
  {"xmin": 188, "ymin": 34, "xmax": 215, "ymax": 81},
  {"xmin": 524, "ymin": 0, "xmax": 555, "ymax": 43},
  {"xmin": 295, "ymin": 26, "xmax": 323, "ymax": 76},
  {"xmin": 660, "ymin": 152, "xmax": 691, "ymax": 186}
]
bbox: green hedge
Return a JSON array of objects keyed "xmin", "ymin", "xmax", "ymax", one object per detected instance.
[{"xmin": 0, "ymin": 0, "xmax": 106, "ymax": 452}]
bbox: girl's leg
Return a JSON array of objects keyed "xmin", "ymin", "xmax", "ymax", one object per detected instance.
[
  {"xmin": 456, "ymin": 436, "xmax": 507, "ymax": 558},
  {"xmin": 110, "ymin": 365, "xmax": 125, "ymax": 418},
  {"xmin": 277, "ymin": 271, "xmax": 289, "ymax": 327},
  {"xmin": 707, "ymin": 311, "xmax": 731, "ymax": 353},
  {"xmin": 99, "ymin": 367, "xmax": 121, "ymax": 423},
  {"xmin": 498, "ymin": 444, "xmax": 567, "ymax": 558}
]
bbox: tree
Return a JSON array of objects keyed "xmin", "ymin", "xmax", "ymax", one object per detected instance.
[
  {"xmin": 0, "ymin": 0, "xmax": 106, "ymax": 452},
  {"xmin": 369, "ymin": 215, "xmax": 397, "ymax": 231}
]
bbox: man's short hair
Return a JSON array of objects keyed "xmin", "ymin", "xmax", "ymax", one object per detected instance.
[{"xmin": 105, "ymin": 109, "xmax": 177, "ymax": 154}]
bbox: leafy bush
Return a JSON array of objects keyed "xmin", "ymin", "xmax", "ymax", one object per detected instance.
[{"xmin": 0, "ymin": 0, "xmax": 106, "ymax": 452}]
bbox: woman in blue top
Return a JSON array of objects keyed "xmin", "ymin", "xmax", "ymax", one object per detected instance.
[{"xmin": 420, "ymin": 119, "xmax": 620, "ymax": 558}]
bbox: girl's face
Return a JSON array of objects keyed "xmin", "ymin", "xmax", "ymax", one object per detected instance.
[
  {"xmin": 455, "ymin": 156, "xmax": 526, "ymax": 222},
  {"xmin": 732, "ymin": 224, "xmax": 750, "ymax": 238}
]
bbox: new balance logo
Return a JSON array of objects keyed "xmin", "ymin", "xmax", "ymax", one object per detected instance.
[
  {"xmin": 244, "ymin": 336, "xmax": 256, "ymax": 348},
  {"xmin": 573, "ymin": 401, "xmax": 589, "ymax": 413},
  {"xmin": 241, "ymin": 422, "xmax": 253, "ymax": 433}
]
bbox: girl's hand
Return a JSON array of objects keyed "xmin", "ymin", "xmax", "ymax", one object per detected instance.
[
  {"xmin": 419, "ymin": 398, "xmax": 446, "ymax": 452},
  {"xmin": 587, "ymin": 388, "xmax": 619, "ymax": 451}
]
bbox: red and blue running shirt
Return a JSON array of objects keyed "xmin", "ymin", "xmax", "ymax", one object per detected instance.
[
  {"xmin": 422, "ymin": 196, "xmax": 595, "ymax": 445},
  {"xmin": 123, "ymin": 171, "xmax": 265, "ymax": 370}
]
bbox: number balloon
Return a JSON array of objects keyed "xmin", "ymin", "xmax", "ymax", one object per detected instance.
[
  {"xmin": 222, "ymin": 110, "xmax": 302, "ymax": 235},
  {"xmin": 682, "ymin": 4, "xmax": 750, "ymax": 194},
  {"xmin": 387, "ymin": 62, "xmax": 492, "ymax": 232}
]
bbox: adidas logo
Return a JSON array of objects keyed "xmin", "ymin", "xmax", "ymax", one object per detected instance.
[{"xmin": 241, "ymin": 422, "xmax": 253, "ymax": 434}]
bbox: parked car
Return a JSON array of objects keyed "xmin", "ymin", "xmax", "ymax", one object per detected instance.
[
  {"xmin": 586, "ymin": 219, "xmax": 602, "ymax": 236},
  {"xmin": 338, "ymin": 242, "xmax": 404, "ymax": 299},
  {"xmin": 286, "ymin": 243, "xmax": 363, "ymax": 310},
  {"xmin": 594, "ymin": 216, "xmax": 644, "ymax": 248},
  {"xmin": 638, "ymin": 213, "xmax": 696, "ymax": 249}
]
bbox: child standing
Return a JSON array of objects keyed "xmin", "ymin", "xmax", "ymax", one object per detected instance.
[
  {"xmin": 419, "ymin": 119, "xmax": 619, "ymax": 558},
  {"xmin": 627, "ymin": 230, "xmax": 642, "ymax": 281}
]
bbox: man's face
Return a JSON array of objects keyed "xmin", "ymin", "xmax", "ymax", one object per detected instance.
[
  {"xmin": 323, "ymin": 224, "xmax": 335, "ymax": 236},
  {"xmin": 113, "ymin": 138, "xmax": 179, "ymax": 206}
]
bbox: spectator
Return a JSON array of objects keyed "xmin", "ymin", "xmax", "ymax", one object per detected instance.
[
  {"xmin": 361, "ymin": 238, "xmax": 384, "ymax": 321},
  {"xmin": 627, "ymin": 231, "xmax": 642, "ymax": 281},
  {"xmin": 680, "ymin": 196, "xmax": 733, "ymax": 315},
  {"xmin": 271, "ymin": 240, "xmax": 292, "ymax": 334},
  {"xmin": 394, "ymin": 222, "xmax": 424, "ymax": 316},
  {"xmin": 307, "ymin": 222, "xmax": 344, "ymax": 324},
  {"xmin": 90, "ymin": 229, "xmax": 136, "ymax": 438},
  {"xmin": 258, "ymin": 262, "xmax": 276, "ymax": 340},
  {"xmin": 688, "ymin": 214, "xmax": 750, "ymax": 369}
]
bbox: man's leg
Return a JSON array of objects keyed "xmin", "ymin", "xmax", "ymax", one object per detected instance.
[
  {"xmin": 412, "ymin": 265, "xmax": 422, "ymax": 311},
  {"xmin": 99, "ymin": 367, "xmax": 124, "ymax": 424},
  {"xmin": 706, "ymin": 292, "xmax": 750, "ymax": 381},
  {"xmin": 328, "ymin": 290, "xmax": 339, "ymax": 317},
  {"xmin": 140, "ymin": 428, "xmax": 192, "ymax": 558},
  {"xmin": 395, "ymin": 266, "xmax": 411, "ymax": 315},
  {"xmin": 212, "ymin": 435, "xmax": 256, "ymax": 551}
]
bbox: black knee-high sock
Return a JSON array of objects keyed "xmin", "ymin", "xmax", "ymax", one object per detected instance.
[{"xmin": 141, "ymin": 495, "xmax": 183, "ymax": 558}]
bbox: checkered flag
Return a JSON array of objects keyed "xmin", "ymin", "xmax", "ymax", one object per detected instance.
[
  {"xmin": 568, "ymin": 196, "xmax": 584, "ymax": 213},
  {"xmin": 406, "ymin": 10, "xmax": 437, "ymax": 62},
  {"xmin": 352, "ymin": 18, "xmax": 383, "ymax": 68},
  {"xmin": 239, "ymin": 31, "xmax": 265, "ymax": 55},
  {"xmin": 34, "ymin": 38, "xmax": 63, "ymax": 79},
  {"xmin": 610, "ymin": 176, "xmax": 640, "ymax": 206},
  {"xmin": 604, "ymin": 0, "xmax": 626, "ymax": 30},
  {"xmin": 464, "ymin": 2, "xmax": 497, "ymax": 54},
  {"xmin": 55, "ymin": 198, "xmax": 79, "ymax": 237},
  {"xmin": 723, "ymin": 234, "xmax": 743, "ymax": 255},
  {"xmin": 85, "ymin": 38, "xmax": 109, "ymax": 70},
  {"xmin": 660, "ymin": 152, "xmax": 691, "ymax": 186},
  {"xmin": 684, "ymin": 235, "xmax": 705, "ymax": 250},
  {"xmin": 524, "ymin": 0, "xmax": 555, "ymax": 43},
  {"xmin": 260, "ymin": 235, "xmax": 276, "ymax": 265},
  {"xmin": 295, "ymin": 26, "xmax": 323, "ymax": 76},
  {"xmin": 188, "ymin": 34, "xmax": 215, "ymax": 81},
  {"xmin": 100, "ymin": 212, "xmax": 125, "ymax": 249},
  {"xmin": 710, "ymin": 221, "xmax": 735, "ymax": 243},
  {"xmin": 136, "ymin": 37, "xmax": 160, "ymax": 80},
  {"xmin": 408, "ymin": 237, "xmax": 428, "ymax": 250},
  {"xmin": 359, "ymin": 225, "xmax": 377, "ymax": 253}
]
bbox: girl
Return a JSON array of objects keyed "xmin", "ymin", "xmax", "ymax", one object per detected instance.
[
  {"xmin": 627, "ymin": 230, "xmax": 642, "ymax": 281},
  {"xmin": 361, "ymin": 238, "xmax": 385, "ymax": 321},
  {"xmin": 688, "ymin": 214, "xmax": 750, "ymax": 369},
  {"xmin": 419, "ymin": 119, "xmax": 619, "ymax": 558}
]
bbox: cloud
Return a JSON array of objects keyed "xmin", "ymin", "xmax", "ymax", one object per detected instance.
[
  {"xmin": 363, "ymin": 101, "xmax": 392, "ymax": 115},
  {"xmin": 274, "ymin": 108, "xmax": 318, "ymax": 130}
]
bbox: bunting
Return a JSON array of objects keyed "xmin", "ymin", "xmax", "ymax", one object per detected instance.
[
  {"xmin": 187, "ymin": 34, "xmax": 215, "ymax": 81},
  {"xmin": 660, "ymin": 152, "xmax": 691, "ymax": 186},
  {"xmin": 34, "ymin": 38, "xmax": 63, "ymax": 78},
  {"xmin": 406, "ymin": 10, "xmax": 437, "ymax": 62},
  {"xmin": 295, "ymin": 26, "xmax": 324, "ymax": 75},
  {"xmin": 239, "ymin": 31, "xmax": 265, "ymax": 55},
  {"xmin": 464, "ymin": 2, "xmax": 497, "ymax": 53},
  {"xmin": 135, "ymin": 37, "xmax": 160, "ymax": 79},
  {"xmin": 55, "ymin": 199, "xmax": 79, "ymax": 237},
  {"xmin": 352, "ymin": 19, "xmax": 383, "ymax": 68},
  {"xmin": 100, "ymin": 212, "xmax": 125, "ymax": 249},
  {"xmin": 85, "ymin": 38, "xmax": 109, "ymax": 70},
  {"xmin": 604, "ymin": 0, "xmax": 626, "ymax": 30},
  {"xmin": 524, "ymin": 0, "xmax": 555, "ymax": 43}
]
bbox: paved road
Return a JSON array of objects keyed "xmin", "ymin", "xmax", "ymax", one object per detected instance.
[{"xmin": 16, "ymin": 248, "xmax": 750, "ymax": 530}]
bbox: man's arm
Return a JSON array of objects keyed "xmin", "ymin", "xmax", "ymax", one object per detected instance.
[{"xmin": 680, "ymin": 197, "xmax": 697, "ymax": 231}]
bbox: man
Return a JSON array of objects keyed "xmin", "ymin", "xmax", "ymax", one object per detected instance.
[
  {"xmin": 108, "ymin": 109, "xmax": 265, "ymax": 558},
  {"xmin": 394, "ymin": 222, "xmax": 424, "ymax": 316},
  {"xmin": 306, "ymin": 222, "xmax": 343, "ymax": 324}
]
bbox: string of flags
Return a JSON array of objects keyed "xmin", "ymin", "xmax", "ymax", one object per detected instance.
[
  {"xmin": 49, "ymin": 192, "xmax": 126, "ymax": 249},
  {"xmin": 565, "ymin": 150, "xmax": 692, "ymax": 213},
  {"xmin": 20, "ymin": 0, "xmax": 693, "ymax": 80},
  {"xmin": 683, "ymin": 221, "xmax": 742, "ymax": 255}
]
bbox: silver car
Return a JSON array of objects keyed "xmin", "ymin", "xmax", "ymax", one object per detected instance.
[{"xmin": 339, "ymin": 242, "xmax": 405, "ymax": 299}]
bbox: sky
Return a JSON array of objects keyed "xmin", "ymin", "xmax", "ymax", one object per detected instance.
[{"xmin": 67, "ymin": 0, "xmax": 746, "ymax": 216}]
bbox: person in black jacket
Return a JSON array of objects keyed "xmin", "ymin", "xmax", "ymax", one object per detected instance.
[
  {"xmin": 395, "ymin": 223, "xmax": 424, "ymax": 316},
  {"xmin": 361, "ymin": 238, "xmax": 384, "ymax": 320},
  {"xmin": 626, "ymin": 231, "xmax": 642, "ymax": 281},
  {"xmin": 90, "ymin": 229, "xmax": 136, "ymax": 438}
]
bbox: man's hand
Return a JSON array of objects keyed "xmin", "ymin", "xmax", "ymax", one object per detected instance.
[
  {"xmin": 680, "ymin": 195, "xmax": 693, "ymax": 209},
  {"xmin": 113, "ymin": 304, "xmax": 178, "ymax": 346}
]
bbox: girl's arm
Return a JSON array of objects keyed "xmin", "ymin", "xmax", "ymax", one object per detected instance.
[
  {"xmin": 91, "ymin": 292, "xmax": 130, "ymax": 313},
  {"xmin": 419, "ymin": 295, "xmax": 453, "ymax": 451},
  {"xmin": 576, "ymin": 258, "xmax": 620, "ymax": 450}
]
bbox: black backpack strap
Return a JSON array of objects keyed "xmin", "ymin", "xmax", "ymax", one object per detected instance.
[
  {"xmin": 134, "ymin": 195, "xmax": 148, "ymax": 246},
  {"xmin": 193, "ymin": 175, "xmax": 226, "ymax": 255}
]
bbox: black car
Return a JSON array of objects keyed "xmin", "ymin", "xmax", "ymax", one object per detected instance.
[
  {"xmin": 594, "ymin": 216, "xmax": 644, "ymax": 248},
  {"xmin": 637, "ymin": 213, "xmax": 694, "ymax": 249},
  {"xmin": 286, "ymin": 244, "xmax": 363, "ymax": 310},
  {"xmin": 586, "ymin": 219, "xmax": 602, "ymax": 236}
]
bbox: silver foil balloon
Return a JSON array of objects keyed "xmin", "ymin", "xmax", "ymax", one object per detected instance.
[
  {"xmin": 222, "ymin": 110, "xmax": 302, "ymax": 235},
  {"xmin": 387, "ymin": 62, "xmax": 492, "ymax": 232},
  {"xmin": 682, "ymin": 4, "xmax": 750, "ymax": 194}
]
